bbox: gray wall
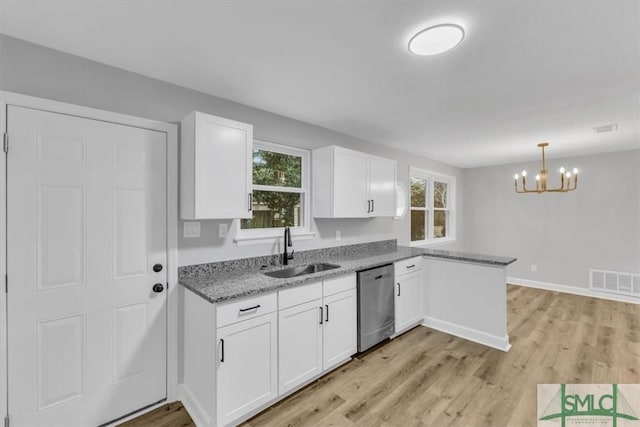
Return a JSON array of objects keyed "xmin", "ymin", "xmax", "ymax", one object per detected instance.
[
  {"xmin": 0, "ymin": 34, "xmax": 464, "ymax": 266},
  {"xmin": 463, "ymin": 149, "xmax": 640, "ymax": 288}
]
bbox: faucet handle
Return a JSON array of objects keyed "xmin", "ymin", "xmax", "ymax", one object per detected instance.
[
  {"xmin": 286, "ymin": 226, "xmax": 293, "ymax": 246},
  {"xmin": 288, "ymin": 249, "xmax": 295, "ymax": 260}
]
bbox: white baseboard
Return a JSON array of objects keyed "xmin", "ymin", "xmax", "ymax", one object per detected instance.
[
  {"xmin": 422, "ymin": 316, "xmax": 511, "ymax": 352},
  {"xmin": 508, "ymin": 277, "xmax": 640, "ymax": 305},
  {"xmin": 178, "ymin": 384, "xmax": 210, "ymax": 427}
]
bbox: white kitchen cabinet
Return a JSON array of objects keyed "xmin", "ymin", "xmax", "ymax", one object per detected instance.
[
  {"xmin": 278, "ymin": 299, "xmax": 323, "ymax": 394},
  {"xmin": 368, "ymin": 154, "xmax": 397, "ymax": 217},
  {"xmin": 312, "ymin": 145, "xmax": 396, "ymax": 218},
  {"xmin": 216, "ymin": 312, "xmax": 278, "ymax": 427},
  {"xmin": 181, "ymin": 111, "xmax": 253, "ymax": 219},
  {"xmin": 183, "ymin": 275, "xmax": 356, "ymax": 427},
  {"xmin": 394, "ymin": 258, "xmax": 424, "ymax": 334},
  {"xmin": 322, "ymin": 288, "xmax": 357, "ymax": 370},
  {"xmin": 277, "ymin": 275, "xmax": 356, "ymax": 394}
]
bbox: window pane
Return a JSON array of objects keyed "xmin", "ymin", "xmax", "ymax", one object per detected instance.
[
  {"xmin": 411, "ymin": 178, "xmax": 426, "ymax": 207},
  {"xmin": 241, "ymin": 191, "xmax": 302, "ymax": 229},
  {"xmin": 434, "ymin": 181, "xmax": 448, "ymax": 208},
  {"xmin": 252, "ymin": 149, "xmax": 302, "ymax": 188},
  {"xmin": 411, "ymin": 210, "xmax": 426, "ymax": 241},
  {"xmin": 434, "ymin": 210, "xmax": 447, "ymax": 238}
]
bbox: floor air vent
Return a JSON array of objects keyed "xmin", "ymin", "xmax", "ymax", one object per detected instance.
[{"xmin": 590, "ymin": 269, "xmax": 640, "ymax": 298}]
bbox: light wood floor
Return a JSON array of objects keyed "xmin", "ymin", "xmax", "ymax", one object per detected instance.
[{"xmin": 123, "ymin": 285, "xmax": 640, "ymax": 427}]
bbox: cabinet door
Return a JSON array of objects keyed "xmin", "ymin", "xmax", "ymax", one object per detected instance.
[
  {"xmin": 181, "ymin": 112, "xmax": 253, "ymax": 219},
  {"xmin": 278, "ymin": 299, "xmax": 323, "ymax": 394},
  {"xmin": 323, "ymin": 289, "xmax": 357, "ymax": 371},
  {"xmin": 395, "ymin": 270, "xmax": 424, "ymax": 333},
  {"xmin": 368, "ymin": 155, "xmax": 397, "ymax": 217},
  {"xmin": 332, "ymin": 147, "xmax": 369, "ymax": 217},
  {"xmin": 217, "ymin": 312, "xmax": 277, "ymax": 426}
]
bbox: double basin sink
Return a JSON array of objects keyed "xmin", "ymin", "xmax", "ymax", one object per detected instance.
[{"xmin": 263, "ymin": 263, "xmax": 340, "ymax": 279}]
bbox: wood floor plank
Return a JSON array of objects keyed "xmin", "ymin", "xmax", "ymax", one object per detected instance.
[{"xmin": 126, "ymin": 286, "xmax": 640, "ymax": 427}]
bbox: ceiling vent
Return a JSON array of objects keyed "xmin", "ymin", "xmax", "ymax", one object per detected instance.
[{"xmin": 593, "ymin": 123, "xmax": 618, "ymax": 134}]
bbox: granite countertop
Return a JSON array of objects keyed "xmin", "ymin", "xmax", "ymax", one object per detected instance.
[{"xmin": 179, "ymin": 242, "xmax": 517, "ymax": 304}]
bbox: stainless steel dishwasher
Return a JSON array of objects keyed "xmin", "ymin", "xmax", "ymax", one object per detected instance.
[{"xmin": 357, "ymin": 264, "xmax": 395, "ymax": 352}]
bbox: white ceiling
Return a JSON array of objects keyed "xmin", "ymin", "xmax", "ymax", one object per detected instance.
[{"xmin": 1, "ymin": 1, "xmax": 638, "ymax": 168}]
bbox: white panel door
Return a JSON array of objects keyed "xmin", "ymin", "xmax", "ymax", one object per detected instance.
[
  {"xmin": 7, "ymin": 106, "xmax": 167, "ymax": 427},
  {"xmin": 332, "ymin": 147, "xmax": 369, "ymax": 217},
  {"xmin": 217, "ymin": 313, "xmax": 278, "ymax": 427},
  {"xmin": 368, "ymin": 155, "xmax": 397, "ymax": 217},
  {"xmin": 278, "ymin": 299, "xmax": 323, "ymax": 394},
  {"xmin": 322, "ymin": 289, "xmax": 357, "ymax": 371},
  {"xmin": 395, "ymin": 270, "xmax": 424, "ymax": 333}
]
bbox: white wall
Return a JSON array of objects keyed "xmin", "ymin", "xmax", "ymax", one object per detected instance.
[
  {"xmin": 0, "ymin": 34, "xmax": 464, "ymax": 266},
  {"xmin": 463, "ymin": 149, "xmax": 640, "ymax": 289}
]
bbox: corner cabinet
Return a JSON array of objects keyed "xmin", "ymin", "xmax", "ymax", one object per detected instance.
[
  {"xmin": 312, "ymin": 146, "xmax": 397, "ymax": 218},
  {"xmin": 181, "ymin": 111, "xmax": 253, "ymax": 219}
]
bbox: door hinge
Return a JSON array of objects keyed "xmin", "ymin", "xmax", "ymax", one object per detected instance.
[{"xmin": 3, "ymin": 132, "xmax": 8, "ymax": 153}]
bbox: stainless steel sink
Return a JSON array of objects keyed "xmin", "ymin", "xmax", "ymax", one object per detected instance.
[{"xmin": 263, "ymin": 263, "xmax": 340, "ymax": 278}]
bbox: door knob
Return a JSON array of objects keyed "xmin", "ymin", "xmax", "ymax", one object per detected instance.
[
  {"xmin": 152, "ymin": 283, "xmax": 164, "ymax": 293},
  {"xmin": 153, "ymin": 263, "xmax": 163, "ymax": 273}
]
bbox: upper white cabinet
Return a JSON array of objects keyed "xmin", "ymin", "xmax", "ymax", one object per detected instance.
[
  {"xmin": 181, "ymin": 111, "xmax": 253, "ymax": 219},
  {"xmin": 312, "ymin": 146, "xmax": 397, "ymax": 218},
  {"xmin": 369, "ymin": 154, "xmax": 398, "ymax": 217}
]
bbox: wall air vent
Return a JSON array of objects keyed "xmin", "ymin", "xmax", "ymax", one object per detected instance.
[
  {"xmin": 593, "ymin": 123, "xmax": 618, "ymax": 134},
  {"xmin": 590, "ymin": 269, "xmax": 640, "ymax": 298}
]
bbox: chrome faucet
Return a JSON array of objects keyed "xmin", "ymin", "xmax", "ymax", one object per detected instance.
[{"xmin": 283, "ymin": 226, "xmax": 294, "ymax": 265}]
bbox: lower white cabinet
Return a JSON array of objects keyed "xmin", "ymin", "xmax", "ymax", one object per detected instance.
[
  {"xmin": 322, "ymin": 288, "xmax": 357, "ymax": 370},
  {"xmin": 394, "ymin": 258, "xmax": 425, "ymax": 333},
  {"xmin": 278, "ymin": 275, "xmax": 357, "ymax": 394},
  {"xmin": 183, "ymin": 275, "xmax": 356, "ymax": 427},
  {"xmin": 278, "ymin": 299, "xmax": 323, "ymax": 394},
  {"xmin": 216, "ymin": 312, "xmax": 278, "ymax": 427}
]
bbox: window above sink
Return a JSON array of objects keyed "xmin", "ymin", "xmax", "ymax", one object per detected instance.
[{"xmin": 234, "ymin": 140, "xmax": 314, "ymax": 246}]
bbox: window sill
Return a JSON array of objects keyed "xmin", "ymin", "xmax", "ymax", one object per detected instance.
[
  {"xmin": 410, "ymin": 237, "xmax": 456, "ymax": 248},
  {"xmin": 234, "ymin": 231, "xmax": 316, "ymax": 247}
]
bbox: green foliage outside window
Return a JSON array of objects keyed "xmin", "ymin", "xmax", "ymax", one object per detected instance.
[{"xmin": 241, "ymin": 148, "xmax": 304, "ymax": 229}]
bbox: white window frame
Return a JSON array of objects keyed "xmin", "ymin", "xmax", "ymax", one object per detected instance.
[
  {"xmin": 234, "ymin": 140, "xmax": 313, "ymax": 245},
  {"xmin": 409, "ymin": 167, "xmax": 456, "ymax": 247}
]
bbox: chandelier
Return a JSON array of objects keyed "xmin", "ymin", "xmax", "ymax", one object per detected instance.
[{"xmin": 514, "ymin": 143, "xmax": 578, "ymax": 194}]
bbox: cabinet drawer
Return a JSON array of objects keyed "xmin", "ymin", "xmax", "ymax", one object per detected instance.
[
  {"xmin": 279, "ymin": 281, "xmax": 322, "ymax": 310},
  {"xmin": 217, "ymin": 292, "xmax": 277, "ymax": 328},
  {"xmin": 323, "ymin": 273, "xmax": 356, "ymax": 297},
  {"xmin": 394, "ymin": 257, "xmax": 423, "ymax": 275}
]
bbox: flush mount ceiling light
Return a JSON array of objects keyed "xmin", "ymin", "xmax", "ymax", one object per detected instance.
[
  {"xmin": 408, "ymin": 23, "xmax": 465, "ymax": 55},
  {"xmin": 514, "ymin": 143, "xmax": 579, "ymax": 194}
]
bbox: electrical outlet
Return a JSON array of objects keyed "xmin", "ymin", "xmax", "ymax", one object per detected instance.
[
  {"xmin": 218, "ymin": 223, "xmax": 229, "ymax": 238},
  {"xmin": 336, "ymin": 230, "xmax": 341, "ymax": 241},
  {"xmin": 184, "ymin": 221, "xmax": 201, "ymax": 238},
  {"xmin": 531, "ymin": 264, "xmax": 537, "ymax": 273}
]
